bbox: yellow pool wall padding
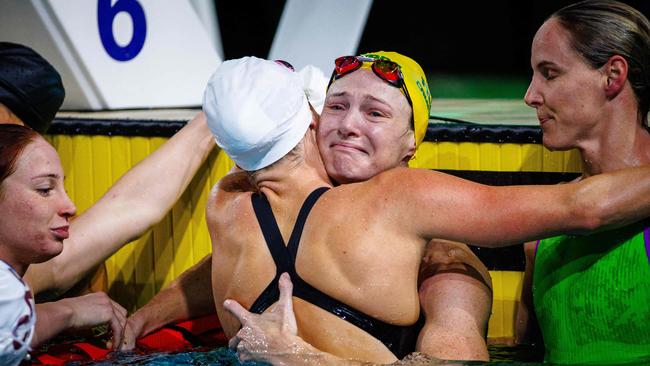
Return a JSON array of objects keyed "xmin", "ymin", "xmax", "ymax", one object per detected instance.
[
  {"xmin": 46, "ymin": 135, "xmax": 580, "ymax": 341},
  {"xmin": 411, "ymin": 141, "xmax": 581, "ymax": 172}
]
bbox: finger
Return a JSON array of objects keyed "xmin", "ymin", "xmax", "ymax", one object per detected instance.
[
  {"xmin": 114, "ymin": 310, "xmax": 127, "ymax": 333},
  {"xmin": 278, "ymin": 273, "xmax": 298, "ymax": 333},
  {"xmin": 236, "ymin": 339, "xmax": 256, "ymax": 361},
  {"xmin": 121, "ymin": 321, "xmax": 136, "ymax": 351},
  {"xmin": 109, "ymin": 314, "xmax": 124, "ymax": 351},
  {"xmin": 228, "ymin": 334, "xmax": 241, "ymax": 350},
  {"xmin": 223, "ymin": 299, "xmax": 252, "ymax": 324},
  {"xmin": 112, "ymin": 299, "xmax": 128, "ymax": 319},
  {"xmin": 278, "ymin": 272, "xmax": 294, "ymax": 305},
  {"xmin": 237, "ymin": 342, "xmax": 251, "ymax": 360},
  {"xmin": 108, "ymin": 301, "xmax": 128, "ymax": 351},
  {"xmin": 111, "ymin": 300, "xmax": 128, "ymax": 328}
]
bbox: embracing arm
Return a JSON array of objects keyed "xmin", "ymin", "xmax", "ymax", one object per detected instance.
[
  {"xmin": 123, "ymin": 167, "xmax": 247, "ymax": 350},
  {"xmin": 25, "ymin": 112, "xmax": 215, "ymax": 296},
  {"xmin": 388, "ymin": 165, "xmax": 650, "ymax": 247},
  {"xmin": 122, "ymin": 254, "xmax": 215, "ymax": 350},
  {"xmin": 415, "ymin": 240, "xmax": 491, "ymax": 361}
]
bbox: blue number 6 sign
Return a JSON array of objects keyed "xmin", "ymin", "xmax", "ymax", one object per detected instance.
[{"xmin": 98, "ymin": 0, "xmax": 147, "ymax": 61}]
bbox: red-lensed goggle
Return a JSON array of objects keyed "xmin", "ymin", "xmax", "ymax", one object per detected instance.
[{"xmin": 327, "ymin": 56, "xmax": 413, "ymax": 110}]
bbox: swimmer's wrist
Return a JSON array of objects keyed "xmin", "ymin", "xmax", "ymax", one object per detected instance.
[
  {"xmin": 51, "ymin": 298, "xmax": 76, "ymax": 328},
  {"xmin": 127, "ymin": 308, "xmax": 160, "ymax": 337}
]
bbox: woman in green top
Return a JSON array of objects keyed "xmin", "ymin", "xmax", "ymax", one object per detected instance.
[{"xmin": 516, "ymin": 1, "xmax": 650, "ymax": 364}]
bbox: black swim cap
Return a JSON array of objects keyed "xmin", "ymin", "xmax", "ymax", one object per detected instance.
[{"xmin": 0, "ymin": 42, "xmax": 65, "ymax": 134}]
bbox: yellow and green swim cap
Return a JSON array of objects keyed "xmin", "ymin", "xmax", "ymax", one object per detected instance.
[{"xmin": 359, "ymin": 51, "xmax": 432, "ymax": 147}]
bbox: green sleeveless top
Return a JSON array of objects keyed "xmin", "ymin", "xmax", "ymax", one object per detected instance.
[{"xmin": 533, "ymin": 221, "xmax": 650, "ymax": 364}]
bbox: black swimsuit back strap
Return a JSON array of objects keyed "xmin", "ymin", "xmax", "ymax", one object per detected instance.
[
  {"xmin": 290, "ymin": 275, "xmax": 424, "ymax": 359},
  {"xmin": 248, "ymin": 186, "xmax": 422, "ymax": 358},
  {"xmin": 249, "ymin": 187, "xmax": 329, "ymax": 313},
  {"xmin": 250, "ymin": 192, "xmax": 293, "ymax": 273},
  {"xmin": 286, "ymin": 187, "xmax": 330, "ymax": 261}
]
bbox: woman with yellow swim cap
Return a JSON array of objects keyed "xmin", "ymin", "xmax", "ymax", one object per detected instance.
[{"xmin": 318, "ymin": 51, "xmax": 433, "ymax": 184}]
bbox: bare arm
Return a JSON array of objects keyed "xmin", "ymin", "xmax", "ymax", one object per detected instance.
[
  {"xmin": 123, "ymin": 167, "xmax": 246, "ymax": 349},
  {"xmin": 32, "ymin": 293, "xmax": 126, "ymax": 349},
  {"xmin": 415, "ymin": 240, "xmax": 491, "ymax": 361},
  {"xmin": 25, "ymin": 112, "xmax": 215, "ymax": 296},
  {"xmin": 122, "ymin": 166, "xmax": 249, "ymax": 350},
  {"xmin": 122, "ymin": 254, "xmax": 215, "ymax": 350},
  {"xmin": 385, "ymin": 165, "xmax": 650, "ymax": 247}
]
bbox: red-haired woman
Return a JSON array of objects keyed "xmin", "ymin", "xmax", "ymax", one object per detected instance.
[{"xmin": 0, "ymin": 125, "xmax": 126, "ymax": 366}]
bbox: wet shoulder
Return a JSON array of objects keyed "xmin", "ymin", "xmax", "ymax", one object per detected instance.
[
  {"xmin": 314, "ymin": 167, "xmax": 425, "ymax": 223},
  {"xmin": 208, "ymin": 173, "xmax": 256, "ymax": 232},
  {"xmin": 360, "ymin": 166, "xmax": 441, "ymax": 201},
  {"xmin": 210, "ymin": 171, "xmax": 254, "ymax": 206}
]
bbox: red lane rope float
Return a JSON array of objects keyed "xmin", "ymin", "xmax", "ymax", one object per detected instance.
[
  {"xmin": 137, "ymin": 314, "xmax": 226, "ymax": 352},
  {"xmin": 33, "ymin": 314, "xmax": 226, "ymax": 365}
]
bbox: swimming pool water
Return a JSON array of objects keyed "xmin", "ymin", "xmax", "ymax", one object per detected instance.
[
  {"xmin": 81, "ymin": 348, "xmax": 265, "ymax": 366},
  {"xmin": 75, "ymin": 345, "xmax": 545, "ymax": 365}
]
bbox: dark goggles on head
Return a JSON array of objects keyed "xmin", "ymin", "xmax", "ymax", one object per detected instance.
[{"xmin": 327, "ymin": 56, "xmax": 413, "ymax": 110}]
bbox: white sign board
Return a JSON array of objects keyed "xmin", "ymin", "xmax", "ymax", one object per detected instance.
[
  {"xmin": 1, "ymin": 0, "xmax": 221, "ymax": 110},
  {"xmin": 269, "ymin": 0, "xmax": 372, "ymax": 74}
]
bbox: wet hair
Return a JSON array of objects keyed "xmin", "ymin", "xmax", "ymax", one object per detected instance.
[
  {"xmin": 552, "ymin": 0, "xmax": 650, "ymax": 124},
  {"xmin": 0, "ymin": 124, "xmax": 40, "ymax": 193}
]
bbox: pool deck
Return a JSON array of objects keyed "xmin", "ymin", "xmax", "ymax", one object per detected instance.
[
  {"xmin": 429, "ymin": 99, "xmax": 538, "ymax": 126},
  {"xmin": 56, "ymin": 99, "xmax": 540, "ymax": 126}
]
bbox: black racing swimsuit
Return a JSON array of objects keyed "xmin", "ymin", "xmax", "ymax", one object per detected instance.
[{"xmin": 249, "ymin": 187, "xmax": 424, "ymax": 359}]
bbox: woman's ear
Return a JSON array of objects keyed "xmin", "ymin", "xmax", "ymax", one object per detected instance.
[
  {"xmin": 309, "ymin": 104, "xmax": 319, "ymax": 130},
  {"xmin": 401, "ymin": 135, "xmax": 416, "ymax": 166},
  {"xmin": 604, "ymin": 55, "xmax": 629, "ymax": 99}
]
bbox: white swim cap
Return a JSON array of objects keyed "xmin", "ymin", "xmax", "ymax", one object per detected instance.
[
  {"xmin": 203, "ymin": 56, "xmax": 312, "ymax": 171},
  {"xmin": 298, "ymin": 65, "xmax": 328, "ymax": 114}
]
